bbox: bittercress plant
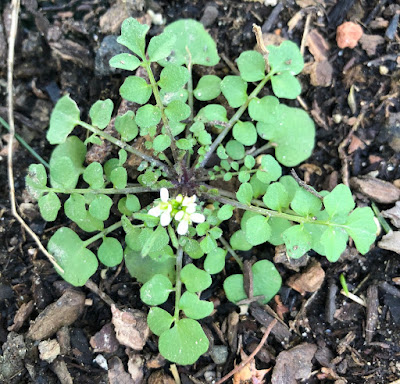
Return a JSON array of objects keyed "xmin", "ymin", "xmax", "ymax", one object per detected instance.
[{"xmin": 25, "ymin": 18, "xmax": 377, "ymax": 365}]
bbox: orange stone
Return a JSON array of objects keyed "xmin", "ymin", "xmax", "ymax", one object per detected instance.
[{"xmin": 336, "ymin": 21, "xmax": 363, "ymax": 49}]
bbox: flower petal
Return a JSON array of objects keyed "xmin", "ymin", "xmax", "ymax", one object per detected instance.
[
  {"xmin": 185, "ymin": 203, "xmax": 196, "ymax": 214},
  {"xmin": 148, "ymin": 206, "xmax": 161, "ymax": 217},
  {"xmin": 160, "ymin": 211, "xmax": 172, "ymax": 226},
  {"xmin": 190, "ymin": 213, "xmax": 205, "ymax": 223},
  {"xmin": 175, "ymin": 210, "xmax": 184, "ymax": 221},
  {"xmin": 177, "ymin": 220, "xmax": 189, "ymax": 235},
  {"xmin": 176, "ymin": 194, "xmax": 183, "ymax": 203},
  {"xmin": 160, "ymin": 188, "xmax": 169, "ymax": 202}
]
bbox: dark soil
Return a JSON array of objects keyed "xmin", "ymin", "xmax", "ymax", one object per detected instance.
[{"xmin": 1, "ymin": 0, "xmax": 400, "ymax": 383}]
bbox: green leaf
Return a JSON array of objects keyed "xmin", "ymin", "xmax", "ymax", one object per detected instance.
[
  {"xmin": 282, "ymin": 225, "xmax": 312, "ymax": 259},
  {"xmin": 236, "ymin": 50, "xmax": 266, "ymax": 81},
  {"xmin": 147, "ymin": 32, "xmax": 176, "ymax": 62},
  {"xmin": 271, "ymin": 72, "xmax": 301, "ymax": 100},
  {"xmin": 250, "ymin": 174, "xmax": 269, "ymax": 199},
  {"xmin": 125, "ymin": 194, "xmax": 141, "ymax": 212},
  {"xmin": 256, "ymin": 156, "xmax": 281, "ymax": 186},
  {"xmin": 47, "ymin": 95, "xmax": 81, "ymax": 145},
  {"xmin": 140, "ymin": 274, "xmax": 173, "ymax": 306},
  {"xmin": 291, "ymin": 188, "xmax": 322, "ymax": 217},
  {"xmin": 38, "ymin": 192, "xmax": 61, "ymax": 221},
  {"xmin": 98, "ymin": 237, "xmax": 123, "ymax": 267},
  {"xmin": 236, "ymin": 182, "xmax": 253, "ymax": 205},
  {"xmin": 184, "ymin": 238, "xmax": 204, "ymax": 259},
  {"xmin": 159, "ymin": 65, "xmax": 189, "ymax": 93},
  {"xmin": 83, "ymin": 162, "xmax": 104, "ymax": 189},
  {"xmin": 257, "ymin": 105, "xmax": 315, "ymax": 166},
  {"xmin": 181, "ymin": 264, "xmax": 212, "ymax": 293},
  {"xmin": 153, "ymin": 134, "xmax": 171, "ymax": 152},
  {"xmin": 49, "ymin": 136, "xmax": 86, "ymax": 189},
  {"xmin": 195, "ymin": 104, "xmax": 228, "ymax": 127},
  {"xmin": 200, "ymin": 234, "xmax": 217, "ymax": 254},
  {"xmin": 89, "ymin": 194, "xmax": 113, "ymax": 221},
  {"xmin": 142, "ymin": 225, "xmax": 170, "ymax": 258},
  {"xmin": 118, "ymin": 149, "xmax": 127, "ymax": 166},
  {"xmin": 194, "ymin": 75, "xmax": 221, "ymax": 101},
  {"xmin": 169, "ymin": 121, "xmax": 186, "ymax": 136},
  {"xmin": 230, "ymin": 230, "xmax": 252, "ymax": 251},
  {"xmin": 267, "ymin": 40, "xmax": 304, "ymax": 75},
  {"xmin": 26, "ymin": 164, "xmax": 47, "ymax": 199},
  {"xmin": 89, "ymin": 99, "xmax": 113, "ymax": 129},
  {"xmin": 263, "ymin": 182, "xmax": 289, "ymax": 211},
  {"xmin": 176, "ymin": 138, "xmax": 193, "ymax": 150},
  {"xmin": 110, "ymin": 166, "xmax": 127, "ymax": 189},
  {"xmin": 48, "ymin": 227, "xmax": 98, "ymax": 286},
  {"xmin": 117, "ymin": 17, "xmax": 149, "ymax": 59},
  {"xmin": 268, "ymin": 217, "xmax": 292, "ymax": 246},
  {"xmin": 115, "ymin": 111, "xmax": 138, "ymax": 142},
  {"xmin": 324, "ymin": 184, "xmax": 355, "ymax": 218},
  {"xmin": 159, "ymin": 318, "xmax": 209, "ymax": 365},
  {"xmin": 343, "ymin": 207, "xmax": 377, "ymax": 255},
  {"xmin": 204, "ymin": 247, "xmax": 226, "ymax": 274},
  {"xmin": 226, "ymin": 140, "xmax": 245, "ymax": 160},
  {"xmin": 320, "ymin": 227, "xmax": 348, "ymax": 262},
  {"xmin": 135, "ymin": 105, "xmax": 161, "ymax": 128},
  {"xmin": 279, "ymin": 175, "xmax": 300, "ymax": 201},
  {"xmin": 244, "ymin": 155, "xmax": 255, "ymax": 169},
  {"xmin": 65, "ymin": 193, "xmax": 87, "ymax": 222},
  {"xmin": 248, "ymin": 95, "xmax": 279, "ymax": 123},
  {"xmin": 220, "ymin": 76, "xmax": 247, "ymax": 108},
  {"xmin": 197, "ymin": 130, "xmax": 212, "ymax": 145},
  {"xmin": 224, "ymin": 260, "xmax": 281, "ymax": 304},
  {"xmin": 179, "ymin": 292, "xmax": 213, "ymax": 320},
  {"xmin": 244, "ymin": 214, "xmax": 271, "ymax": 246},
  {"xmin": 125, "ymin": 247, "xmax": 175, "ymax": 284},
  {"xmin": 217, "ymin": 145, "xmax": 229, "ymax": 160},
  {"xmin": 232, "ymin": 121, "xmax": 257, "ymax": 146},
  {"xmin": 158, "ymin": 19, "xmax": 219, "ymax": 66},
  {"xmin": 120, "ymin": 76, "xmax": 152, "ymax": 104},
  {"xmin": 217, "ymin": 205, "xmax": 234, "ymax": 221},
  {"xmin": 147, "ymin": 307, "xmax": 174, "ymax": 336},
  {"xmin": 165, "ymin": 100, "xmax": 191, "ymax": 122},
  {"xmin": 109, "ymin": 53, "xmax": 141, "ymax": 71}
]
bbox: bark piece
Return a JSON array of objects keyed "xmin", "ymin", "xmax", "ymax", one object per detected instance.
[
  {"xmin": 271, "ymin": 343, "xmax": 317, "ymax": 384},
  {"xmin": 148, "ymin": 370, "xmax": 175, "ymax": 384},
  {"xmin": 108, "ymin": 356, "xmax": 135, "ymax": 384},
  {"xmin": 307, "ymin": 29, "xmax": 330, "ymax": 62},
  {"xmin": 250, "ymin": 303, "xmax": 291, "ymax": 343},
  {"xmin": 336, "ymin": 22, "xmax": 363, "ymax": 49},
  {"xmin": 359, "ymin": 34, "xmax": 385, "ymax": 56},
  {"xmin": 49, "ymin": 39, "xmax": 93, "ymax": 68},
  {"xmin": 111, "ymin": 304, "xmax": 149, "ymax": 351},
  {"xmin": 381, "ymin": 201, "xmax": 400, "ymax": 228},
  {"xmin": 39, "ymin": 339, "xmax": 60, "ymax": 363},
  {"xmin": 90, "ymin": 322, "xmax": 119, "ymax": 353},
  {"xmin": 127, "ymin": 350, "xmax": 144, "ymax": 384},
  {"xmin": 27, "ymin": 289, "xmax": 85, "ymax": 341},
  {"xmin": 378, "ymin": 231, "xmax": 400, "ymax": 254},
  {"xmin": 8, "ymin": 300, "xmax": 34, "ymax": 332},
  {"xmin": 365, "ymin": 285, "xmax": 379, "ymax": 344},
  {"xmin": 306, "ymin": 60, "xmax": 333, "ymax": 87},
  {"xmin": 52, "ymin": 359, "xmax": 73, "ymax": 384},
  {"xmin": 350, "ymin": 177, "xmax": 400, "ymax": 204},
  {"xmin": 287, "ymin": 261, "xmax": 325, "ymax": 295}
]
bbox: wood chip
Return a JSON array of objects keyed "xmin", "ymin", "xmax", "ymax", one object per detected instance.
[
  {"xmin": 39, "ymin": 339, "xmax": 60, "ymax": 363},
  {"xmin": 27, "ymin": 289, "xmax": 86, "ymax": 341},
  {"xmin": 233, "ymin": 350, "xmax": 270, "ymax": 384},
  {"xmin": 90, "ymin": 322, "xmax": 119, "ymax": 353},
  {"xmin": 7, "ymin": 300, "xmax": 34, "ymax": 332},
  {"xmin": 271, "ymin": 343, "xmax": 317, "ymax": 384},
  {"xmin": 49, "ymin": 39, "xmax": 93, "ymax": 68},
  {"xmin": 350, "ymin": 177, "xmax": 400, "ymax": 204},
  {"xmin": 148, "ymin": 370, "xmax": 175, "ymax": 384},
  {"xmin": 108, "ymin": 356, "xmax": 135, "ymax": 384},
  {"xmin": 378, "ymin": 231, "xmax": 400, "ymax": 254},
  {"xmin": 306, "ymin": 29, "xmax": 330, "ymax": 62},
  {"xmin": 366, "ymin": 284, "xmax": 379, "ymax": 344},
  {"xmin": 359, "ymin": 34, "xmax": 385, "ymax": 56},
  {"xmin": 127, "ymin": 350, "xmax": 144, "ymax": 384},
  {"xmin": 381, "ymin": 201, "xmax": 400, "ymax": 228},
  {"xmin": 287, "ymin": 261, "xmax": 325, "ymax": 295},
  {"xmin": 111, "ymin": 304, "xmax": 149, "ymax": 351}
]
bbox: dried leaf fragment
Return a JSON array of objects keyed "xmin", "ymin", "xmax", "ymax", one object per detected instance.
[
  {"xmin": 381, "ymin": 201, "xmax": 400, "ymax": 228},
  {"xmin": 287, "ymin": 261, "xmax": 325, "ymax": 295},
  {"xmin": 233, "ymin": 350, "xmax": 271, "ymax": 384},
  {"xmin": 378, "ymin": 231, "xmax": 400, "ymax": 254}
]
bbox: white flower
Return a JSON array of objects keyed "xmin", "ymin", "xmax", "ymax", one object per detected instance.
[
  {"xmin": 174, "ymin": 195, "xmax": 205, "ymax": 235},
  {"xmin": 148, "ymin": 188, "xmax": 172, "ymax": 226}
]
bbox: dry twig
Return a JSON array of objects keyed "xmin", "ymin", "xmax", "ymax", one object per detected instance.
[{"xmin": 7, "ymin": 0, "xmax": 62, "ymax": 272}]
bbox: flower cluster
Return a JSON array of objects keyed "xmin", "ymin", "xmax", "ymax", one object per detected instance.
[{"xmin": 148, "ymin": 188, "xmax": 205, "ymax": 235}]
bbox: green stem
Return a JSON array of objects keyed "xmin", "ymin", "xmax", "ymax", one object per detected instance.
[
  {"xmin": 44, "ymin": 185, "xmax": 163, "ymax": 195},
  {"xmin": 185, "ymin": 59, "xmax": 194, "ymax": 168},
  {"xmin": 82, "ymin": 220, "xmax": 123, "ymax": 247},
  {"xmin": 197, "ymin": 168, "xmax": 258, "ymax": 182},
  {"xmin": 143, "ymin": 61, "xmax": 179, "ymax": 164},
  {"xmin": 245, "ymin": 142, "xmax": 275, "ymax": 160},
  {"xmin": 371, "ymin": 202, "xmax": 391, "ymax": 234},
  {"xmin": 0, "ymin": 116, "xmax": 50, "ymax": 168},
  {"xmin": 173, "ymin": 246, "xmax": 184, "ymax": 321},
  {"xmin": 197, "ymin": 73, "xmax": 273, "ymax": 169},
  {"xmin": 219, "ymin": 236, "xmax": 243, "ymax": 270},
  {"xmin": 79, "ymin": 121, "xmax": 173, "ymax": 176}
]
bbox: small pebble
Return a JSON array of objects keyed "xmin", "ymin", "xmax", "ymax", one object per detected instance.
[
  {"xmin": 209, "ymin": 345, "xmax": 229, "ymax": 365},
  {"xmin": 379, "ymin": 65, "xmax": 389, "ymax": 75},
  {"xmin": 200, "ymin": 4, "xmax": 219, "ymax": 28},
  {"xmin": 332, "ymin": 114, "xmax": 342, "ymax": 124},
  {"xmin": 147, "ymin": 9, "xmax": 164, "ymax": 26}
]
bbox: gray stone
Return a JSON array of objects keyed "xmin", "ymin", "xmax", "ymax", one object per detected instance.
[
  {"xmin": 209, "ymin": 345, "xmax": 228, "ymax": 365},
  {"xmin": 200, "ymin": 4, "xmax": 219, "ymax": 28},
  {"xmin": 95, "ymin": 35, "xmax": 130, "ymax": 77}
]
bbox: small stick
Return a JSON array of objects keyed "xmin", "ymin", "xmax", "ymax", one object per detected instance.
[
  {"xmin": 300, "ymin": 12, "xmax": 312, "ymax": 56},
  {"xmin": 85, "ymin": 279, "xmax": 115, "ymax": 307},
  {"xmin": 214, "ymin": 319, "xmax": 277, "ymax": 384},
  {"xmin": 291, "ymin": 169, "xmax": 323, "ymax": 199},
  {"xmin": 7, "ymin": 0, "xmax": 63, "ymax": 272},
  {"xmin": 170, "ymin": 364, "xmax": 181, "ymax": 384},
  {"xmin": 252, "ymin": 24, "xmax": 269, "ymax": 58},
  {"xmin": 340, "ymin": 289, "xmax": 367, "ymax": 307}
]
